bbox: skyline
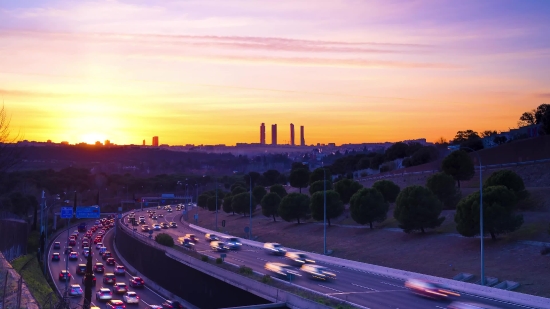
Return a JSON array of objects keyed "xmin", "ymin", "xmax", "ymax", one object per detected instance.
[{"xmin": 2, "ymin": 0, "xmax": 550, "ymax": 145}]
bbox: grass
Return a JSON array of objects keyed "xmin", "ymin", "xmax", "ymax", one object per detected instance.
[
  {"xmin": 11, "ymin": 254, "xmax": 58, "ymax": 308},
  {"xmin": 503, "ymin": 221, "xmax": 549, "ymax": 242}
]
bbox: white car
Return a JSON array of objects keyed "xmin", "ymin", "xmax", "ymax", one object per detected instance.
[
  {"xmin": 95, "ymin": 288, "xmax": 112, "ymax": 301},
  {"xmin": 153, "ymin": 224, "xmax": 161, "ymax": 231},
  {"xmin": 96, "ymin": 243, "xmax": 103, "ymax": 249},
  {"xmin": 69, "ymin": 284, "xmax": 83, "ymax": 297},
  {"xmin": 123, "ymin": 291, "xmax": 139, "ymax": 304},
  {"xmin": 264, "ymin": 242, "xmax": 286, "ymax": 255},
  {"xmin": 300, "ymin": 264, "xmax": 336, "ymax": 280},
  {"xmin": 448, "ymin": 302, "xmax": 502, "ymax": 309}
]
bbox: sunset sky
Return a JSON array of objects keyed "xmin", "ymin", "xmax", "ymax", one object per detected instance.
[{"xmin": 2, "ymin": 0, "xmax": 549, "ymax": 146}]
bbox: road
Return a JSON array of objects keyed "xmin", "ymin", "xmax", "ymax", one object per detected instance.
[
  {"xmin": 128, "ymin": 206, "xmax": 540, "ymax": 309},
  {"xmin": 47, "ymin": 220, "xmax": 170, "ymax": 309}
]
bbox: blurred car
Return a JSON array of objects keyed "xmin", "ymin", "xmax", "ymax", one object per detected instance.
[
  {"xmin": 152, "ymin": 215, "xmax": 158, "ymax": 220},
  {"xmin": 405, "ymin": 279, "xmax": 460, "ymax": 300},
  {"xmin": 83, "ymin": 249, "xmax": 91, "ymax": 258},
  {"xmin": 153, "ymin": 224, "xmax": 161, "ymax": 231},
  {"xmin": 162, "ymin": 300, "xmax": 183, "ymax": 309},
  {"xmin": 264, "ymin": 262, "xmax": 299, "ymax": 279},
  {"xmin": 95, "ymin": 288, "xmax": 113, "ymax": 301},
  {"xmin": 69, "ymin": 252, "xmax": 78, "ymax": 260},
  {"xmin": 141, "ymin": 225, "xmax": 150, "ymax": 232},
  {"xmin": 210, "ymin": 241, "xmax": 229, "ymax": 252},
  {"xmin": 106, "ymin": 300, "xmax": 125, "ymax": 309},
  {"xmin": 158, "ymin": 214, "xmax": 164, "ymax": 218},
  {"xmin": 161, "ymin": 222, "xmax": 169, "ymax": 229},
  {"xmin": 81, "ymin": 273, "xmax": 96, "ymax": 286},
  {"xmin": 285, "ymin": 252, "xmax": 315, "ymax": 266},
  {"xmin": 54, "ymin": 242, "xmax": 61, "ymax": 249},
  {"xmin": 114, "ymin": 282, "xmax": 128, "ymax": 294},
  {"xmin": 106, "ymin": 258, "xmax": 116, "ymax": 266},
  {"xmin": 65, "ymin": 246, "xmax": 73, "ymax": 254},
  {"xmin": 139, "ymin": 216, "xmax": 145, "ymax": 223},
  {"xmin": 167, "ymin": 208, "xmax": 172, "ymax": 213},
  {"xmin": 205, "ymin": 234, "xmax": 219, "ymax": 242},
  {"xmin": 69, "ymin": 239, "xmax": 77, "ymax": 246},
  {"xmin": 264, "ymin": 242, "xmax": 286, "ymax": 255},
  {"xmin": 52, "ymin": 252, "xmax": 60, "ymax": 261},
  {"xmin": 94, "ymin": 262, "xmax": 105, "ymax": 273},
  {"xmin": 59, "ymin": 270, "xmax": 71, "ymax": 281},
  {"xmin": 103, "ymin": 273, "xmax": 117, "ymax": 284},
  {"xmin": 69, "ymin": 284, "xmax": 83, "ymax": 297},
  {"xmin": 102, "ymin": 251, "xmax": 112, "ymax": 260},
  {"xmin": 76, "ymin": 264, "xmax": 87, "ymax": 275},
  {"xmin": 223, "ymin": 237, "xmax": 242, "ymax": 250},
  {"xmin": 169, "ymin": 222, "xmax": 177, "ymax": 228},
  {"xmin": 300, "ymin": 265, "xmax": 336, "ymax": 281},
  {"xmin": 129, "ymin": 276, "xmax": 145, "ymax": 287},
  {"xmin": 82, "ymin": 241, "xmax": 89, "ymax": 249},
  {"xmin": 99, "ymin": 246, "xmax": 107, "ymax": 255},
  {"xmin": 184, "ymin": 234, "xmax": 198, "ymax": 243},
  {"xmin": 447, "ymin": 302, "xmax": 502, "ymax": 309},
  {"xmin": 123, "ymin": 291, "xmax": 139, "ymax": 304},
  {"xmin": 96, "ymin": 243, "xmax": 104, "ymax": 249},
  {"xmin": 114, "ymin": 265, "xmax": 126, "ymax": 276}
]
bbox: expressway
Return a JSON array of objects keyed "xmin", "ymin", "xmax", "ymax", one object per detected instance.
[
  {"xmin": 128, "ymin": 206, "xmax": 541, "ymax": 309},
  {"xmin": 47, "ymin": 219, "xmax": 171, "ymax": 309}
]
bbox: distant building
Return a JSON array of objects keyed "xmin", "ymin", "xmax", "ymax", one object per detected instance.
[
  {"xmin": 271, "ymin": 124, "xmax": 277, "ymax": 145},
  {"xmin": 142, "ymin": 140, "xmax": 145, "ymax": 146},
  {"xmin": 260, "ymin": 123, "xmax": 266, "ymax": 144},
  {"xmin": 152, "ymin": 136, "xmax": 159, "ymax": 147},
  {"xmin": 300, "ymin": 126, "xmax": 305, "ymax": 146},
  {"xmin": 290, "ymin": 123, "xmax": 295, "ymax": 146}
]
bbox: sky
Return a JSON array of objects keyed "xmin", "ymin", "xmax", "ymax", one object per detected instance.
[{"xmin": 1, "ymin": 0, "xmax": 550, "ymax": 146}]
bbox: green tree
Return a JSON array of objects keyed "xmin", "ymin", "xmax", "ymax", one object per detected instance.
[
  {"xmin": 222, "ymin": 194, "xmax": 233, "ymax": 214},
  {"xmin": 278, "ymin": 193, "xmax": 310, "ymax": 224},
  {"xmin": 333, "ymin": 179, "xmax": 363, "ymax": 204},
  {"xmin": 270, "ymin": 184, "xmax": 287, "ymax": 198},
  {"xmin": 231, "ymin": 186, "xmax": 247, "ymax": 195},
  {"xmin": 8, "ymin": 192, "xmax": 31, "ymax": 217},
  {"xmin": 484, "ymin": 170, "xmax": 528, "ymax": 200},
  {"xmin": 349, "ymin": 188, "xmax": 389, "ymax": 229},
  {"xmin": 426, "ymin": 172, "xmax": 461, "ymax": 209},
  {"xmin": 207, "ymin": 195, "xmax": 221, "ymax": 212},
  {"xmin": 263, "ymin": 170, "xmax": 281, "ymax": 186},
  {"xmin": 252, "ymin": 186, "xmax": 267, "ymax": 205},
  {"xmin": 155, "ymin": 233, "xmax": 174, "ymax": 247},
  {"xmin": 289, "ymin": 168, "xmax": 310, "ymax": 193},
  {"xmin": 230, "ymin": 182, "xmax": 246, "ymax": 192},
  {"xmin": 244, "ymin": 172, "xmax": 261, "ymax": 187},
  {"xmin": 309, "ymin": 190, "xmax": 344, "ymax": 226},
  {"xmin": 309, "ymin": 180, "xmax": 333, "ymax": 195},
  {"xmin": 369, "ymin": 154, "xmax": 385, "ymax": 170},
  {"xmin": 261, "ymin": 192, "xmax": 281, "ymax": 222},
  {"xmin": 441, "ymin": 150, "xmax": 475, "ymax": 188},
  {"xmin": 372, "ymin": 180, "xmax": 400, "ymax": 203},
  {"xmin": 197, "ymin": 194, "xmax": 209, "ymax": 209},
  {"xmin": 231, "ymin": 192, "xmax": 254, "ymax": 215},
  {"xmin": 455, "ymin": 186, "xmax": 523, "ymax": 240},
  {"xmin": 394, "ymin": 186, "xmax": 445, "ymax": 233},
  {"xmin": 385, "ymin": 142, "xmax": 409, "ymax": 161},
  {"xmin": 309, "ymin": 168, "xmax": 332, "ymax": 185}
]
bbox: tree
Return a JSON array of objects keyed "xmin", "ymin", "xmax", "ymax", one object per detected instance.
[
  {"xmin": 278, "ymin": 193, "xmax": 310, "ymax": 224},
  {"xmin": 252, "ymin": 186, "xmax": 267, "ymax": 205},
  {"xmin": 455, "ymin": 186, "xmax": 523, "ymax": 240},
  {"xmin": 231, "ymin": 186, "xmax": 246, "ymax": 195},
  {"xmin": 441, "ymin": 150, "xmax": 475, "ymax": 188},
  {"xmin": 231, "ymin": 192, "xmax": 253, "ymax": 215},
  {"xmin": 426, "ymin": 172, "xmax": 461, "ymax": 209},
  {"xmin": 206, "ymin": 196, "xmax": 221, "ymax": 212},
  {"xmin": 270, "ymin": 184, "xmax": 287, "ymax": 198},
  {"xmin": 0, "ymin": 105, "xmax": 22, "ymax": 174},
  {"xmin": 263, "ymin": 170, "xmax": 281, "ymax": 186},
  {"xmin": 197, "ymin": 194, "xmax": 209, "ymax": 209},
  {"xmin": 222, "ymin": 194, "xmax": 233, "ymax": 214},
  {"xmin": 461, "ymin": 138, "xmax": 484, "ymax": 151},
  {"xmin": 372, "ymin": 180, "xmax": 400, "ymax": 203},
  {"xmin": 291, "ymin": 162, "xmax": 309, "ymax": 171},
  {"xmin": 369, "ymin": 154, "xmax": 385, "ymax": 170},
  {"xmin": 481, "ymin": 130, "xmax": 498, "ymax": 138},
  {"xmin": 309, "ymin": 180, "xmax": 332, "ymax": 195},
  {"xmin": 333, "ymin": 179, "xmax": 363, "ymax": 204},
  {"xmin": 493, "ymin": 136, "xmax": 508, "ymax": 145},
  {"xmin": 230, "ymin": 182, "xmax": 246, "ymax": 192},
  {"xmin": 484, "ymin": 169, "xmax": 528, "ymax": 200},
  {"xmin": 385, "ymin": 142, "xmax": 409, "ymax": 161},
  {"xmin": 405, "ymin": 142, "xmax": 424, "ymax": 157},
  {"xmin": 309, "ymin": 190, "xmax": 344, "ymax": 226},
  {"xmin": 309, "ymin": 167, "xmax": 331, "ymax": 185},
  {"xmin": 356, "ymin": 157, "xmax": 371, "ymax": 170},
  {"xmin": 407, "ymin": 146, "xmax": 439, "ymax": 167},
  {"xmin": 518, "ymin": 103, "xmax": 550, "ymax": 127},
  {"xmin": 518, "ymin": 111, "xmax": 536, "ymax": 127},
  {"xmin": 261, "ymin": 192, "xmax": 281, "ymax": 222},
  {"xmin": 289, "ymin": 168, "xmax": 309, "ymax": 193},
  {"xmin": 394, "ymin": 186, "xmax": 445, "ymax": 233},
  {"xmin": 453, "ymin": 130, "xmax": 480, "ymax": 143},
  {"xmin": 244, "ymin": 172, "xmax": 261, "ymax": 187},
  {"xmin": 155, "ymin": 233, "xmax": 175, "ymax": 247},
  {"xmin": 8, "ymin": 192, "xmax": 31, "ymax": 217},
  {"xmin": 349, "ymin": 188, "xmax": 389, "ymax": 229}
]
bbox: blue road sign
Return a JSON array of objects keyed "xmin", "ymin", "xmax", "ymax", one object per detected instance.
[
  {"xmin": 244, "ymin": 226, "xmax": 250, "ymax": 233},
  {"xmin": 75, "ymin": 206, "xmax": 100, "ymax": 219},
  {"xmin": 60, "ymin": 207, "xmax": 73, "ymax": 219}
]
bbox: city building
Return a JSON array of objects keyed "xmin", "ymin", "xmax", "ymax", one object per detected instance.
[
  {"xmin": 300, "ymin": 126, "xmax": 305, "ymax": 146},
  {"xmin": 271, "ymin": 124, "xmax": 277, "ymax": 145},
  {"xmin": 290, "ymin": 123, "xmax": 295, "ymax": 146},
  {"xmin": 152, "ymin": 136, "xmax": 159, "ymax": 147},
  {"xmin": 260, "ymin": 123, "xmax": 266, "ymax": 144},
  {"xmin": 142, "ymin": 140, "xmax": 145, "ymax": 146}
]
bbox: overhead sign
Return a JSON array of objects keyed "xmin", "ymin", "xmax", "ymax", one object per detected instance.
[
  {"xmin": 60, "ymin": 207, "xmax": 73, "ymax": 219},
  {"xmin": 75, "ymin": 205, "xmax": 100, "ymax": 219}
]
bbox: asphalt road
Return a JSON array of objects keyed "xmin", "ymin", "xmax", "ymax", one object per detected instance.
[
  {"xmin": 127, "ymin": 206, "xmax": 540, "ymax": 309},
  {"xmin": 47, "ymin": 220, "xmax": 169, "ymax": 309}
]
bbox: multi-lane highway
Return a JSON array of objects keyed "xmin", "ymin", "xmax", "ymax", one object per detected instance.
[
  {"xmin": 47, "ymin": 219, "xmax": 171, "ymax": 309},
  {"xmin": 127, "ymin": 206, "xmax": 540, "ymax": 309}
]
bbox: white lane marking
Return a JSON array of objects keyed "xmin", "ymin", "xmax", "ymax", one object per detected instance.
[
  {"xmin": 318, "ymin": 284, "xmax": 343, "ymax": 293},
  {"xmin": 231, "ymin": 258, "xmax": 245, "ymax": 263},
  {"xmin": 256, "ymin": 258, "xmax": 268, "ymax": 262},
  {"xmin": 351, "ymin": 283, "xmax": 378, "ymax": 291},
  {"xmin": 435, "ymin": 306, "xmax": 446, "ymax": 309},
  {"xmin": 380, "ymin": 282, "xmax": 404, "ymax": 289}
]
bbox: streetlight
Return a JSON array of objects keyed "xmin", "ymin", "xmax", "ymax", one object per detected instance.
[
  {"xmin": 195, "ymin": 184, "xmax": 199, "ymax": 217},
  {"xmin": 249, "ymin": 173, "xmax": 253, "ymax": 240},
  {"xmin": 185, "ymin": 182, "xmax": 189, "ymax": 220},
  {"xmin": 215, "ymin": 177, "xmax": 218, "ymax": 231},
  {"xmin": 323, "ymin": 166, "xmax": 327, "ymax": 255}
]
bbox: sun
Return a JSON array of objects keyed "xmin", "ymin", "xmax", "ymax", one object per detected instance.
[{"xmin": 80, "ymin": 133, "xmax": 107, "ymax": 145}]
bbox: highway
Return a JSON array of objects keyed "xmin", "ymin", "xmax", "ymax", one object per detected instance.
[
  {"xmin": 47, "ymin": 219, "xmax": 170, "ymax": 309},
  {"xmin": 127, "ymin": 206, "xmax": 540, "ymax": 309}
]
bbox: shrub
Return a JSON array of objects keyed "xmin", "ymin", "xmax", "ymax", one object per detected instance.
[
  {"xmin": 261, "ymin": 275, "xmax": 271, "ymax": 283},
  {"xmin": 484, "ymin": 169, "xmax": 528, "ymax": 200},
  {"xmin": 154, "ymin": 233, "xmax": 174, "ymax": 247},
  {"xmin": 239, "ymin": 265, "xmax": 253, "ymax": 275},
  {"xmin": 201, "ymin": 255, "xmax": 209, "ymax": 262},
  {"xmin": 215, "ymin": 258, "xmax": 223, "ymax": 264}
]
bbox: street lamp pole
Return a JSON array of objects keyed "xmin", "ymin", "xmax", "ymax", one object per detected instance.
[
  {"xmin": 185, "ymin": 183, "xmax": 189, "ymax": 220},
  {"xmin": 195, "ymin": 184, "xmax": 199, "ymax": 216},
  {"xmin": 215, "ymin": 177, "xmax": 218, "ymax": 231},
  {"xmin": 249, "ymin": 173, "xmax": 253, "ymax": 240},
  {"xmin": 323, "ymin": 167, "xmax": 327, "ymax": 255}
]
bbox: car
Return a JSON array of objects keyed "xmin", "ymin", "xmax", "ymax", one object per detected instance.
[
  {"xmin": 69, "ymin": 252, "xmax": 78, "ymax": 260},
  {"xmin": 76, "ymin": 264, "xmax": 87, "ymax": 275},
  {"xmin": 82, "ymin": 241, "xmax": 89, "ymax": 249},
  {"xmin": 205, "ymin": 234, "xmax": 219, "ymax": 242},
  {"xmin": 95, "ymin": 220, "xmax": 101, "ymax": 225},
  {"xmin": 147, "ymin": 305, "xmax": 163, "ymax": 309},
  {"xmin": 285, "ymin": 252, "xmax": 315, "ymax": 266},
  {"xmin": 103, "ymin": 273, "xmax": 117, "ymax": 284},
  {"xmin": 161, "ymin": 300, "xmax": 183, "ymax": 309},
  {"xmin": 158, "ymin": 214, "xmax": 164, "ymax": 218},
  {"xmin": 114, "ymin": 282, "xmax": 128, "ymax": 294},
  {"xmin": 106, "ymin": 258, "xmax": 116, "ymax": 266},
  {"xmin": 114, "ymin": 265, "xmax": 126, "ymax": 276},
  {"xmin": 405, "ymin": 279, "xmax": 460, "ymax": 300},
  {"xmin": 83, "ymin": 248, "xmax": 91, "ymax": 257},
  {"xmin": 153, "ymin": 224, "xmax": 161, "ymax": 231},
  {"xmin": 161, "ymin": 222, "xmax": 169, "ymax": 229},
  {"xmin": 94, "ymin": 263, "xmax": 105, "ymax": 273},
  {"xmin": 96, "ymin": 243, "xmax": 104, "ymax": 249},
  {"xmin": 98, "ymin": 230, "xmax": 105, "ymax": 236},
  {"xmin": 141, "ymin": 225, "xmax": 150, "ymax": 232},
  {"xmin": 54, "ymin": 242, "xmax": 61, "ymax": 249},
  {"xmin": 69, "ymin": 284, "xmax": 83, "ymax": 297},
  {"xmin": 100, "ymin": 246, "xmax": 108, "ymax": 255},
  {"xmin": 184, "ymin": 234, "xmax": 198, "ymax": 243},
  {"xmin": 139, "ymin": 216, "xmax": 145, "ymax": 223},
  {"xmin": 129, "ymin": 276, "xmax": 145, "ymax": 287},
  {"xmin": 210, "ymin": 241, "xmax": 229, "ymax": 252},
  {"xmin": 52, "ymin": 252, "xmax": 60, "ymax": 261},
  {"xmin": 169, "ymin": 222, "xmax": 177, "ymax": 228},
  {"xmin": 181, "ymin": 239, "xmax": 195, "ymax": 249},
  {"xmin": 167, "ymin": 208, "xmax": 172, "ymax": 213},
  {"xmin": 69, "ymin": 239, "xmax": 76, "ymax": 246},
  {"xmin": 447, "ymin": 302, "xmax": 502, "ymax": 309},
  {"xmin": 152, "ymin": 215, "xmax": 158, "ymax": 220},
  {"xmin": 102, "ymin": 251, "xmax": 112, "ymax": 260},
  {"xmin": 264, "ymin": 242, "xmax": 286, "ymax": 255},
  {"xmin": 300, "ymin": 264, "xmax": 336, "ymax": 281},
  {"xmin": 106, "ymin": 300, "xmax": 125, "ymax": 309},
  {"xmin": 264, "ymin": 262, "xmax": 299, "ymax": 279},
  {"xmin": 94, "ymin": 237, "xmax": 103, "ymax": 244},
  {"xmin": 96, "ymin": 288, "xmax": 113, "ymax": 301},
  {"xmin": 81, "ymin": 273, "xmax": 96, "ymax": 286},
  {"xmin": 59, "ymin": 270, "xmax": 72, "ymax": 281},
  {"xmin": 123, "ymin": 291, "xmax": 139, "ymax": 304},
  {"xmin": 65, "ymin": 246, "xmax": 73, "ymax": 254},
  {"xmin": 223, "ymin": 237, "xmax": 242, "ymax": 250}
]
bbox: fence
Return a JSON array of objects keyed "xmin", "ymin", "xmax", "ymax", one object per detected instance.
[
  {"xmin": 0, "ymin": 253, "xmax": 25, "ymax": 309},
  {"xmin": 0, "ymin": 215, "xmax": 28, "ymax": 262}
]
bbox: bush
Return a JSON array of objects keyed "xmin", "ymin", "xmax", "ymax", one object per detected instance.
[
  {"xmin": 484, "ymin": 170, "xmax": 528, "ymax": 200},
  {"xmin": 394, "ymin": 186, "xmax": 445, "ymax": 233},
  {"xmin": 201, "ymin": 255, "xmax": 209, "ymax": 262},
  {"xmin": 426, "ymin": 172, "xmax": 461, "ymax": 209},
  {"xmin": 239, "ymin": 265, "xmax": 253, "ymax": 275},
  {"xmin": 261, "ymin": 274, "xmax": 271, "ymax": 283},
  {"xmin": 154, "ymin": 233, "xmax": 174, "ymax": 247},
  {"xmin": 215, "ymin": 258, "xmax": 223, "ymax": 264}
]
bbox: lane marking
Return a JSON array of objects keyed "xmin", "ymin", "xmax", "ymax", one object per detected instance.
[
  {"xmin": 380, "ymin": 282, "xmax": 404, "ymax": 289},
  {"xmin": 351, "ymin": 283, "xmax": 378, "ymax": 291},
  {"xmin": 318, "ymin": 284, "xmax": 343, "ymax": 293},
  {"xmin": 256, "ymin": 258, "xmax": 268, "ymax": 262}
]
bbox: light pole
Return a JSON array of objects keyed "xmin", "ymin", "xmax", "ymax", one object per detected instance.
[
  {"xmin": 195, "ymin": 184, "xmax": 199, "ymax": 216},
  {"xmin": 215, "ymin": 177, "xmax": 218, "ymax": 231},
  {"xmin": 185, "ymin": 182, "xmax": 189, "ymax": 220},
  {"xmin": 249, "ymin": 173, "xmax": 253, "ymax": 240},
  {"xmin": 323, "ymin": 167, "xmax": 327, "ymax": 255}
]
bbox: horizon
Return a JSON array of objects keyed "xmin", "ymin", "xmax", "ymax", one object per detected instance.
[{"xmin": 2, "ymin": 0, "xmax": 549, "ymax": 145}]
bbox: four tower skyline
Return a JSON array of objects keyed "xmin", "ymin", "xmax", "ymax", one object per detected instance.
[{"xmin": 260, "ymin": 123, "xmax": 305, "ymax": 146}]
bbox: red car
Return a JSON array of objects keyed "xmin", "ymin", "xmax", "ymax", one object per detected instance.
[
  {"xmin": 59, "ymin": 270, "xmax": 71, "ymax": 281},
  {"xmin": 69, "ymin": 239, "xmax": 76, "ymax": 246},
  {"xmin": 106, "ymin": 258, "xmax": 116, "ymax": 266},
  {"xmin": 129, "ymin": 276, "xmax": 145, "ymax": 287},
  {"xmin": 106, "ymin": 300, "xmax": 125, "ymax": 309}
]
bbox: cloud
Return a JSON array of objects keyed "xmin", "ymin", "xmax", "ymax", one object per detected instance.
[{"xmin": 535, "ymin": 93, "xmax": 550, "ymax": 98}]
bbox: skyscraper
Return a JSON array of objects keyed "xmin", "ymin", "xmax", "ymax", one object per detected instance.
[
  {"xmin": 260, "ymin": 123, "xmax": 266, "ymax": 144},
  {"xmin": 290, "ymin": 123, "xmax": 295, "ymax": 146},
  {"xmin": 300, "ymin": 126, "xmax": 305, "ymax": 146},
  {"xmin": 142, "ymin": 140, "xmax": 145, "ymax": 146},
  {"xmin": 152, "ymin": 136, "xmax": 159, "ymax": 147},
  {"xmin": 271, "ymin": 124, "xmax": 277, "ymax": 145}
]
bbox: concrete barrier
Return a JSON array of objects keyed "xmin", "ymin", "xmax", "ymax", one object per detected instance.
[{"xmin": 189, "ymin": 224, "xmax": 550, "ymax": 309}]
